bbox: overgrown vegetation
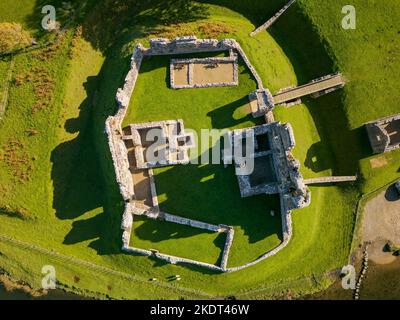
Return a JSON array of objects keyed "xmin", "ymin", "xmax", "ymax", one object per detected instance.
[
  {"xmin": 0, "ymin": 23, "xmax": 33, "ymax": 54},
  {"xmin": 0, "ymin": 205, "xmax": 30, "ymax": 220}
]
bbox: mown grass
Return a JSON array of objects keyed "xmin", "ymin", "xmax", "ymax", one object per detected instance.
[
  {"xmin": 296, "ymin": 0, "xmax": 400, "ymax": 192},
  {"xmin": 0, "ymin": 0, "xmax": 398, "ymax": 300},
  {"xmin": 131, "ymin": 218, "xmax": 226, "ymax": 265}
]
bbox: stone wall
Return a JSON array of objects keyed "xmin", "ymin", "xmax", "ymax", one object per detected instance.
[
  {"xmin": 145, "ymin": 36, "xmax": 264, "ymax": 89},
  {"xmin": 226, "ymin": 196, "xmax": 293, "ymax": 273},
  {"xmin": 170, "ymin": 56, "xmax": 239, "ymax": 89},
  {"xmin": 122, "ymin": 210, "xmax": 233, "ymax": 272},
  {"xmin": 249, "ymin": 88, "xmax": 275, "ymax": 118},
  {"xmin": 220, "ymin": 227, "xmax": 235, "ymax": 271},
  {"xmin": 250, "ymin": 0, "xmax": 297, "ymax": 36},
  {"xmin": 162, "ymin": 213, "xmax": 222, "ymax": 232},
  {"xmin": 108, "ymin": 36, "xmax": 306, "ymax": 273}
]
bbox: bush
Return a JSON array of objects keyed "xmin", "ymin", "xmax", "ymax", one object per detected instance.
[
  {"xmin": 0, "ymin": 23, "xmax": 33, "ymax": 53},
  {"xmin": 386, "ymin": 241, "xmax": 400, "ymax": 255}
]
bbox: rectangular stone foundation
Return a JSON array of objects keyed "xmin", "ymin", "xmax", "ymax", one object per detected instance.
[{"xmin": 170, "ymin": 56, "xmax": 238, "ymax": 89}]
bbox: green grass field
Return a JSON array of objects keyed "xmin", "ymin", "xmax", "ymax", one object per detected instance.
[{"xmin": 0, "ymin": 0, "xmax": 399, "ymax": 299}]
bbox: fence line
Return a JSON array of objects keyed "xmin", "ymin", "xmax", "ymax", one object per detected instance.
[{"xmin": 0, "ymin": 235, "xmax": 213, "ymax": 299}]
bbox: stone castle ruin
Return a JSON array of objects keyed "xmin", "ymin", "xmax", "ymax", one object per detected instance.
[
  {"xmin": 366, "ymin": 114, "xmax": 400, "ymax": 154},
  {"xmin": 106, "ymin": 36, "xmax": 347, "ymax": 273},
  {"xmin": 224, "ymin": 122, "xmax": 310, "ymax": 211}
]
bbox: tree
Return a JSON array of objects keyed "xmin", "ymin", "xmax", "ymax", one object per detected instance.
[{"xmin": 0, "ymin": 23, "xmax": 33, "ymax": 53}]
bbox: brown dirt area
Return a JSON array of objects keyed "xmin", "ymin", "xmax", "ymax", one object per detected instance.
[
  {"xmin": 132, "ymin": 169, "xmax": 153, "ymax": 207},
  {"xmin": 192, "ymin": 62, "xmax": 234, "ymax": 85},
  {"xmin": 362, "ymin": 185, "xmax": 400, "ymax": 264},
  {"xmin": 172, "ymin": 64, "xmax": 189, "ymax": 86}
]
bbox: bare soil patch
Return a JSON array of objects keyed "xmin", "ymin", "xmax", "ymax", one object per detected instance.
[
  {"xmin": 132, "ymin": 169, "xmax": 153, "ymax": 207},
  {"xmin": 362, "ymin": 187, "xmax": 400, "ymax": 264},
  {"xmin": 192, "ymin": 62, "xmax": 234, "ymax": 85},
  {"xmin": 172, "ymin": 64, "xmax": 189, "ymax": 86}
]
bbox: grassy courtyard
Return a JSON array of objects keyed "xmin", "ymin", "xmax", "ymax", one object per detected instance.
[
  {"xmin": 124, "ymin": 53, "xmax": 282, "ymax": 267},
  {"xmin": 0, "ymin": 0, "xmax": 398, "ymax": 299}
]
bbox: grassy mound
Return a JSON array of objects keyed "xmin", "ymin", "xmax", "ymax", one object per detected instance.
[{"xmin": 0, "ymin": 0, "xmax": 398, "ymax": 299}]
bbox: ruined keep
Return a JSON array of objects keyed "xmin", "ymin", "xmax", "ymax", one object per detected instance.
[
  {"xmin": 224, "ymin": 122, "xmax": 310, "ymax": 210},
  {"xmin": 366, "ymin": 114, "xmax": 400, "ymax": 154}
]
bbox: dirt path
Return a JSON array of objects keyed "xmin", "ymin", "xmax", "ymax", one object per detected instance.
[
  {"xmin": 173, "ymin": 64, "xmax": 189, "ymax": 86},
  {"xmin": 362, "ymin": 185, "xmax": 400, "ymax": 264}
]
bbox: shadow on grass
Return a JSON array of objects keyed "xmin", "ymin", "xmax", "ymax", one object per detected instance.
[
  {"xmin": 81, "ymin": 0, "xmax": 209, "ymax": 53},
  {"xmin": 133, "ymin": 216, "xmax": 227, "ymax": 266},
  {"xmin": 50, "ymin": 43, "xmax": 131, "ymax": 253},
  {"xmin": 51, "ymin": 76, "xmax": 103, "ymax": 221},
  {"xmin": 153, "ymin": 162, "xmax": 282, "ymax": 245},
  {"xmin": 200, "ymin": 0, "xmax": 291, "ymax": 27},
  {"xmin": 267, "ymin": 5, "xmax": 371, "ymax": 178},
  {"xmin": 303, "ymin": 96, "xmax": 372, "ymax": 175},
  {"xmin": 207, "ymin": 95, "xmax": 256, "ymax": 129},
  {"xmin": 134, "ymin": 216, "xmax": 218, "ymax": 242}
]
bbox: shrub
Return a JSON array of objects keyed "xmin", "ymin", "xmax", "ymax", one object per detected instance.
[
  {"xmin": 0, "ymin": 205, "xmax": 29, "ymax": 220},
  {"xmin": 386, "ymin": 241, "xmax": 400, "ymax": 255},
  {"xmin": 0, "ymin": 23, "xmax": 33, "ymax": 54}
]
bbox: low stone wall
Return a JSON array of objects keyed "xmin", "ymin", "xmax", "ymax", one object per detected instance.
[
  {"xmin": 226, "ymin": 196, "xmax": 293, "ymax": 273},
  {"xmin": 170, "ymin": 56, "xmax": 239, "ymax": 89},
  {"xmin": 148, "ymin": 168, "xmax": 159, "ymax": 210},
  {"xmin": 108, "ymin": 36, "xmax": 305, "ymax": 273},
  {"xmin": 233, "ymin": 44, "xmax": 264, "ymax": 89},
  {"xmin": 250, "ymin": 0, "xmax": 297, "ymax": 36},
  {"xmin": 220, "ymin": 227, "xmax": 235, "ymax": 271},
  {"xmin": 105, "ymin": 118, "xmax": 134, "ymax": 201},
  {"xmin": 116, "ymin": 45, "xmax": 145, "ymax": 110},
  {"xmin": 122, "ymin": 211, "xmax": 228, "ymax": 272},
  {"xmin": 146, "ymin": 36, "xmax": 227, "ymax": 56}
]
